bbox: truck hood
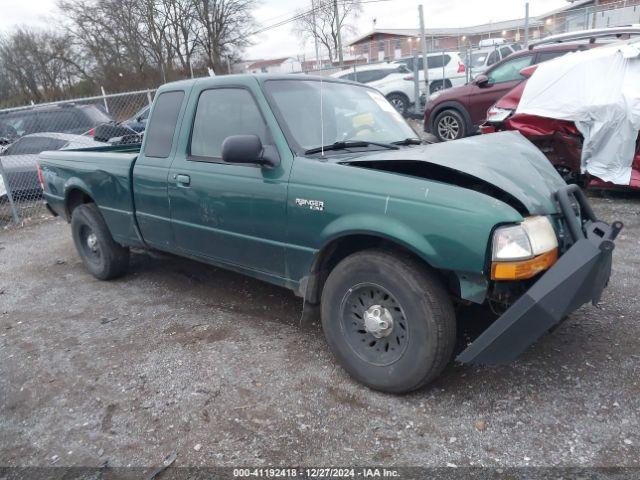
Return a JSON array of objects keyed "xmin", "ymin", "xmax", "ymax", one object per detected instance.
[{"xmin": 341, "ymin": 131, "xmax": 566, "ymax": 215}]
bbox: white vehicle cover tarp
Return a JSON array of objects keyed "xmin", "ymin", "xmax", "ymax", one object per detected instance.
[{"xmin": 516, "ymin": 42, "xmax": 640, "ymax": 185}]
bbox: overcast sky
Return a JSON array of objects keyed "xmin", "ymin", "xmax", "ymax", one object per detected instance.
[{"xmin": 0, "ymin": 0, "xmax": 569, "ymax": 59}]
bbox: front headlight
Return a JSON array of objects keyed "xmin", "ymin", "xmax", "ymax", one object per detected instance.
[
  {"xmin": 486, "ymin": 106, "xmax": 513, "ymax": 123},
  {"xmin": 491, "ymin": 216, "xmax": 559, "ymax": 280}
]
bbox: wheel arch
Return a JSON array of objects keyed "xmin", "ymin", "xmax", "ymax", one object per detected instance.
[
  {"xmin": 64, "ymin": 182, "xmax": 95, "ymax": 221},
  {"xmin": 302, "ymin": 231, "xmax": 456, "ymax": 306},
  {"xmin": 429, "ymin": 100, "xmax": 473, "ymax": 134}
]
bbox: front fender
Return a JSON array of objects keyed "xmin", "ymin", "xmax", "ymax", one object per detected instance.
[
  {"xmin": 313, "ymin": 213, "xmax": 492, "ymax": 304},
  {"xmin": 319, "ymin": 213, "xmax": 438, "ymax": 262}
]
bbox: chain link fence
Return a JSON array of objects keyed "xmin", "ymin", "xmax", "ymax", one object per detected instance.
[
  {"xmin": 0, "ymin": 89, "xmax": 155, "ymax": 228},
  {"xmin": 3, "ymin": 0, "xmax": 640, "ymax": 229},
  {"xmin": 288, "ymin": 0, "xmax": 640, "ymax": 116}
]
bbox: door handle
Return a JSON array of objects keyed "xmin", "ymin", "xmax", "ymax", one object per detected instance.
[{"xmin": 173, "ymin": 174, "xmax": 191, "ymax": 186}]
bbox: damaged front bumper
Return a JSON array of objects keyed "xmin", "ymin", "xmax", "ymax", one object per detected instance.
[{"xmin": 457, "ymin": 185, "xmax": 623, "ymax": 365}]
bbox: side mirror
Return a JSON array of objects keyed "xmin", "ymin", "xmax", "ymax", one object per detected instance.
[
  {"xmin": 221, "ymin": 134, "xmax": 279, "ymax": 168},
  {"xmin": 475, "ymin": 74, "xmax": 490, "ymax": 87}
]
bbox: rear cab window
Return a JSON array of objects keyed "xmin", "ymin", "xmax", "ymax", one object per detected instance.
[{"xmin": 144, "ymin": 91, "xmax": 185, "ymax": 158}]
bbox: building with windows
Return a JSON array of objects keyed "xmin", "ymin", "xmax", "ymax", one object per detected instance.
[
  {"xmin": 347, "ymin": 18, "xmax": 543, "ymax": 62},
  {"xmin": 346, "ymin": 0, "xmax": 640, "ymax": 62}
]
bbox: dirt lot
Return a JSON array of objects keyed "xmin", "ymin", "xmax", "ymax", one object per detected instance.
[{"xmin": 1, "ymin": 194, "xmax": 639, "ymax": 469}]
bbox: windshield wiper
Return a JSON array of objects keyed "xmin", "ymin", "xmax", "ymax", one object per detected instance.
[
  {"xmin": 304, "ymin": 140, "xmax": 399, "ymax": 155},
  {"xmin": 391, "ymin": 138, "xmax": 423, "ymax": 146}
]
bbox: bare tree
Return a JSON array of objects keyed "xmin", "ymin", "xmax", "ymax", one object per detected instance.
[
  {"xmin": 163, "ymin": 0, "xmax": 199, "ymax": 76},
  {"xmin": 58, "ymin": 0, "xmax": 157, "ymax": 89},
  {"xmin": 0, "ymin": 28, "xmax": 83, "ymax": 104},
  {"xmin": 192, "ymin": 0, "xmax": 256, "ymax": 73},
  {"xmin": 0, "ymin": 0, "xmax": 258, "ymax": 105},
  {"xmin": 293, "ymin": 0, "xmax": 362, "ymax": 62}
]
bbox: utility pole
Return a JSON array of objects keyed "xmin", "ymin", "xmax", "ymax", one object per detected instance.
[
  {"xmin": 524, "ymin": 2, "xmax": 530, "ymax": 48},
  {"xmin": 311, "ymin": 0, "xmax": 321, "ymax": 69},
  {"xmin": 334, "ymin": 0, "xmax": 344, "ymax": 67},
  {"xmin": 418, "ymin": 4, "xmax": 429, "ymax": 94}
]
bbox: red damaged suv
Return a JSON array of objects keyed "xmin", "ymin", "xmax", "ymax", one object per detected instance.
[{"xmin": 423, "ymin": 44, "xmax": 595, "ymax": 142}]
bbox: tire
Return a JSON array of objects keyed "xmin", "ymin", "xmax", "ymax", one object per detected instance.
[
  {"xmin": 321, "ymin": 249, "xmax": 456, "ymax": 393},
  {"xmin": 71, "ymin": 203, "xmax": 129, "ymax": 280},
  {"xmin": 433, "ymin": 109, "xmax": 467, "ymax": 142},
  {"xmin": 386, "ymin": 93, "xmax": 410, "ymax": 116}
]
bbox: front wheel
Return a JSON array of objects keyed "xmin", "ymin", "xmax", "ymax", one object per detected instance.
[
  {"xmin": 433, "ymin": 109, "xmax": 467, "ymax": 142},
  {"xmin": 321, "ymin": 249, "xmax": 456, "ymax": 393},
  {"xmin": 71, "ymin": 203, "xmax": 129, "ymax": 280}
]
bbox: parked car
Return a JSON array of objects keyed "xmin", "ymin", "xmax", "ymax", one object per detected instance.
[
  {"xmin": 92, "ymin": 104, "xmax": 150, "ymax": 143},
  {"xmin": 39, "ymin": 74, "xmax": 621, "ymax": 393},
  {"xmin": 481, "ymin": 61, "xmax": 640, "ymax": 191},
  {"xmin": 92, "ymin": 123, "xmax": 142, "ymax": 144},
  {"xmin": 121, "ymin": 105, "xmax": 150, "ymax": 132},
  {"xmin": 464, "ymin": 43, "xmax": 522, "ymax": 77},
  {"xmin": 424, "ymin": 27, "xmax": 640, "ymax": 143},
  {"xmin": 331, "ymin": 63, "xmax": 416, "ymax": 115},
  {"xmin": 0, "ymin": 103, "xmax": 113, "ymax": 140},
  {"xmin": 423, "ymin": 45, "xmax": 594, "ymax": 142},
  {"xmin": 0, "ymin": 133, "xmax": 104, "ymax": 196},
  {"xmin": 393, "ymin": 51, "xmax": 467, "ymax": 93}
]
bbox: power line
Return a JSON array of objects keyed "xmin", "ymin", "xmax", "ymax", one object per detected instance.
[{"xmin": 249, "ymin": 0, "xmax": 391, "ymax": 37}]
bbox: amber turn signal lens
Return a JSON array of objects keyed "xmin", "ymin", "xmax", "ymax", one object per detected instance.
[{"xmin": 491, "ymin": 249, "xmax": 558, "ymax": 281}]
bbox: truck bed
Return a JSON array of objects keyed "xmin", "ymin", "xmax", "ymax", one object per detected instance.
[{"xmin": 39, "ymin": 145, "xmax": 142, "ymax": 247}]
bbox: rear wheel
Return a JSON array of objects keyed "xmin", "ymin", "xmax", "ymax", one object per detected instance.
[
  {"xmin": 434, "ymin": 109, "xmax": 467, "ymax": 142},
  {"xmin": 71, "ymin": 203, "xmax": 129, "ymax": 280},
  {"xmin": 321, "ymin": 249, "xmax": 456, "ymax": 393},
  {"xmin": 386, "ymin": 93, "xmax": 410, "ymax": 116}
]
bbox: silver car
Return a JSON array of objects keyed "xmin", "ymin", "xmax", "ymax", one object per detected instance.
[{"xmin": 0, "ymin": 133, "xmax": 104, "ymax": 197}]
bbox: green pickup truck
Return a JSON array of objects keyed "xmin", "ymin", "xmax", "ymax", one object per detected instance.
[{"xmin": 38, "ymin": 75, "xmax": 622, "ymax": 393}]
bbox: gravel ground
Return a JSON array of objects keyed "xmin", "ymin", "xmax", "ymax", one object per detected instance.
[{"xmin": 0, "ymin": 193, "xmax": 639, "ymax": 470}]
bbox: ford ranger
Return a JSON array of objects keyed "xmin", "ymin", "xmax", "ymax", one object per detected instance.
[{"xmin": 38, "ymin": 75, "xmax": 622, "ymax": 393}]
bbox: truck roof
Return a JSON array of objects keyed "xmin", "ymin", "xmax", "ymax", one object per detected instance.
[{"xmin": 158, "ymin": 73, "xmax": 352, "ymax": 91}]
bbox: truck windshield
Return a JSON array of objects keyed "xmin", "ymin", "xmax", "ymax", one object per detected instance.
[{"xmin": 265, "ymin": 79, "xmax": 419, "ymax": 153}]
